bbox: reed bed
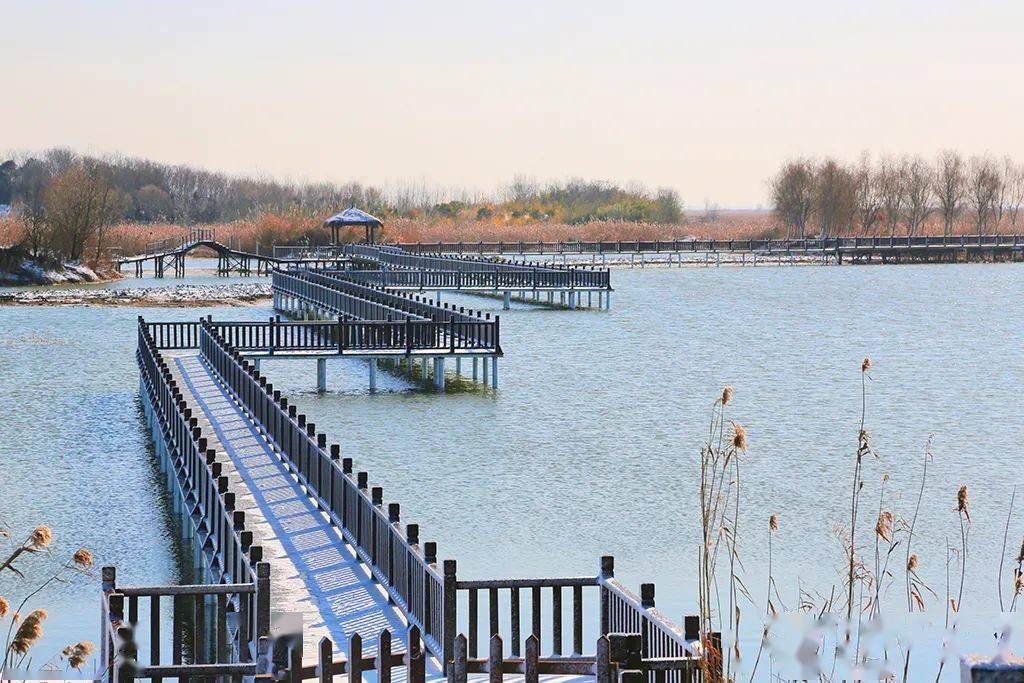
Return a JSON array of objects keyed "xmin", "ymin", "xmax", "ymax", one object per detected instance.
[
  {"xmin": 695, "ymin": 360, "xmax": 1014, "ymax": 682},
  {"xmin": 0, "ymin": 521, "xmax": 95, "ymax": 673}
]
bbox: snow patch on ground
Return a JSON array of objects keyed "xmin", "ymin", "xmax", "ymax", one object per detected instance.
[{"xmin": 0, "ymin": 282, "xmax": 272, "ymax": 307}]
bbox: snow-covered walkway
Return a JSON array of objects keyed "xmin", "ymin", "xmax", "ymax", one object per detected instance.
[{"xmin": 169, "ymin": 353, "xmax": 435, "ymax": 673}]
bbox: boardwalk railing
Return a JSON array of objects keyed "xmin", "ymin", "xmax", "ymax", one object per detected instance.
[
  {"xmin": 344, "ymin": 244, "xmax": 612, "ymax": 289},
  {"xmin": 119, "ymin": 319, "xmax": 271, "ymax": 680},
  {"xmin": 322, "ymin": 266, "xmax": 610, "ymax": 291},
  {"xmin": 395, "ymin": 233, "xmax": 1024, "ymax": 255},
  {"xmin": 142, "ymin": 317, "xmax": 500, "ymax": 356},
  {"xmin": 273, "ymin": 269, "xmax": 501, "ymax": 352},
  {"xmin": 199, "ymin": 319, "xmax": 451, "ymax": 658},
  {"xmin": 194, "ymin": 321, "xmax": 708, "ymax": 677}
]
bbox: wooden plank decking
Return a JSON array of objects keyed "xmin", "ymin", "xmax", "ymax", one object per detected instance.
[{"xmin": 166, "ymin": 351, "xmax": 427, "ymax": 669}]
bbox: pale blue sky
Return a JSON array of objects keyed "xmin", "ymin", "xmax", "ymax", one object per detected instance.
[{"xmin": 5, "ymin": 1, "xmax": 1023, "ymax": 206}]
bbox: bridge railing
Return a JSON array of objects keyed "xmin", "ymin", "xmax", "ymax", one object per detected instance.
[
  {"xmin": 325, "ymin": 266, "xmax": 610, "ymax": 290},
  {"xmin": 129, "ymin": 318, "xmax": 271, "ymax": 673},
  {"xmin": 199, "ymin": 319, "xmax": 451, "ymax": 659},
  {"xmin": 143, "ymin": 317, "xmax": 499, "ymax": 355},
  {"xmin": 195, "ymin": 322, "xmax": 706, "ymax": 676},
  {"xmin": 275, "ymin": 270, "xmax": 500, "ymax": 352},
  {"xmin": 394, "ymin": 234, "xmax": 1023, "ymax": 255},
  {"xmin": 345, "ymin": 244, "xmax": 612, "ymax": 289}
]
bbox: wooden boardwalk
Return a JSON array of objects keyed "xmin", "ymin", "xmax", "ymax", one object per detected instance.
[
  {"xmin": 167, "ymin": 352, "xmax": 416, "ymax": 665},
  {"xmin": 102, "ymin": 318, "xmax": 706, "ymax": 683},
  {"xmin": 394, "ymin": 234, "xmax": 1024, "ymax": 265}
]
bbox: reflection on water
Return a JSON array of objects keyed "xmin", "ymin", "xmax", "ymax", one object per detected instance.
[{"xmin": 1, "ymin": 262, "xmax": 1023, "ymax": 673}]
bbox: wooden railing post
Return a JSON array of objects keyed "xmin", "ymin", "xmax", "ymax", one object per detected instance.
[
  {"xmin": 599, "ymin": 555, "xmax": 614, "ymax": 635},
  {"xmin": 255, "ymin": 561, "xmax": 271, "ymax": 638},
  {"xmin": 450, "ymin": 633, "xmax": 467, "ymax": 683},
  {"xmin": 443, "ymin": 559, "xmax": 458, "ymax": 674}
]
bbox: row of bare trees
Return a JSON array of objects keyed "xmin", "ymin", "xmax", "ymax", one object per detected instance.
[
  {"xmin": 15, "ymin": 158, "xmax": 120, "ymax": 265},
  {"xmin": 771, "ymin": 152, "xmax": 1024, "ymax": 239}
]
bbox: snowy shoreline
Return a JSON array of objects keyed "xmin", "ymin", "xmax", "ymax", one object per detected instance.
[{"xmin": 0, "ymin": 282, "xmax": 272, "ymax": 307}]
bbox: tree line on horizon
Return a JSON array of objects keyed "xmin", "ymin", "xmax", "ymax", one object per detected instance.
[
  {"xmin": 771, "ymin": 151, "xmax": 1024, "ymax": 240},
  {"xmin": 0, "ymin": 149, "xmax": 683, "ymax": 232}
]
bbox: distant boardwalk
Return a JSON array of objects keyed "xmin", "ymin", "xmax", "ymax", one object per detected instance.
[
  {"xmin": 395, "ymin": 234, "xmax": 1024, "ymax": 265},
  {"xmin": 102, "ymin": 305, "xmax": 708, "ymax": 681}
]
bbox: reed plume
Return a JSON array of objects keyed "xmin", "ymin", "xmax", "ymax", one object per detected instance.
[
  {"xmin": 9, "ymin": 609, "xmax": 46, "ymax": 656},
  {"xmin": 61, "ymin": 641, "xmax": 94, "ymax": 670}
]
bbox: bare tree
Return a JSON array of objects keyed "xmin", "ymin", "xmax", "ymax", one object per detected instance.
[
  {"xmin": 933, "ymin": 150, "xmax": 966, "ymax": 236},
  {"xmin": 854, "ymin": 154, "xmax": 883, "ymax": 236},
  {"xmin": 967, "ymin": 155, "xmax": 1002, "ymax": 234},
  {"xmin": 13, "ymin": 158, "xmax": 54, "ymax": 257},
  {"xmin": 901, "ymin": 157, "xmax": 933, "ymax": 236},
  {"xmin": 813, "ymin": 158, "xmax": 857, "ymax": 238},
  {"xmin": 878, "ymin": 157, "xmax": 907, "ymax": 236},
  {"xmin": 1005, "ymin": 162, "xmax": 1024, "ymax": 233},
  {"xmin": 44, "ymin": 164, "xmax": 120, "ymax": 263},
  {"xmin": 771, "ymin": 160, "xmax": 814, "ymax": 239}
]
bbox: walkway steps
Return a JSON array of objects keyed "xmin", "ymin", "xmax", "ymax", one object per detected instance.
[{"xmin": 166, "ymin": 352, "xmax": 426, "ymax": 669}]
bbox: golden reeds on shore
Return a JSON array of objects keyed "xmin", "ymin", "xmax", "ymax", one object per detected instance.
[{"xmin": 0, "ymin": 524, "xmax": 95, "ymax": 671}]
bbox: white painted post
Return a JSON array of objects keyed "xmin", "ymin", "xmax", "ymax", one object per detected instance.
[
  {"xmin": 317, "ymin": 358, "xmax": 327, "ymax": 393},
  {"xmin": 369, "ymin": 357, "xmax": 378, "ymax": 392},
  {"xmin": 503, "ymin": 291, "xmax": 511, "ymax": 310},
  {"xmin": 482, "ymin": 355, "xmax": 490, "ymax": 385},
  {"xmin": 435, "ymin": 357, "xmax": 445, "ymax": 392},
  {"xmin": 491, "ymin": 357, "xmax": 498, "ymax": 389}
]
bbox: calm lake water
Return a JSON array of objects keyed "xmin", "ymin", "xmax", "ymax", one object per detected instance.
[{"xmin": 2, "ymin": 261, "xmax": 1023, "ymax": 672}]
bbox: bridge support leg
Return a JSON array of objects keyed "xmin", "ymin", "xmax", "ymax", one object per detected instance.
[
  {"xmin": 472, "ymin": 357, "xmax": 479, "ymax": 382},
  {"xmin": 560, "ymin": 291, "xmax": 566, "ymax": 306},
  {"xmin": 368, "ymin": 357, "xmax": 377, "ymax": 392},
  {"xmin": 568, "ymin": 291, "xmax": 576, "ymax": 309},
  {"xmin": 434, "ymin": 357, "xmax": 445, "ymax": 392},
  {"xmin": 253, "ymin": 358, "xmax": 261, "ymax": 372},
  {"xmin": 455, "ymin": 357, "xmax": 462, "ymax": 377},
  {"xmin": 491, "ymin": 357, "xmax": 498, "ymax": 389},
  {"xmin": 607, "ymin": 292, "xmax": 612, "ymax": 309},
  {"xmin": 547, "ymin": 291, "xmax": 553, "ymax": 304},
  {"xmin": 317, "ymin": 358, "xmax": 327, "ymax": 393},
  {"xmin": 482, "ymin": 355, "xmax": 489, "ymax": 386},
  {"xmin": 503, "ymin": 291, "xmax": 511, "ymax": 310},
  {"xmin": 421, "ymin": 358, "xmax": 430, "ymax": 382}
]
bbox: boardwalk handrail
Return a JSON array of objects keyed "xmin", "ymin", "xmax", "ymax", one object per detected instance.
[
  {"xmin": 323, "ymin": 266, "xmax": 610, "ymax": 291},
  {"xmin": 344, "ymin": 244, "xmax": 611, "ymax": 289},
  {"xmin": 199, "ymin": 319, "xmax": 451, "ymax": 660},
  {"xmin": 195, "ymin": 320, "xmax": 705, "ymax": 676},
  {"xmin": 127, "ymin": 318, "xmax": 271, "ymax": 675},
  {"xmin": 274, "ymin": 269, "xmax": 501, "ymax": 352},
  {"xmin": 393, "ymin": 233, "xmax": 1024, "ymax": 256}
]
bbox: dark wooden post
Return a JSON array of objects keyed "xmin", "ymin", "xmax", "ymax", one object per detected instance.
[
  {"xmin": 317, "ymin": 636, "xmax": 333, "ymax": 683},
  {"xmin": 408, "ymin": 625, "xmax": 425, "ymax": 683},
  {"xmin": 348, "ymin": 632, "xmax": 363, "ymax": 683},
  {"xmin": 599, "ymin": 555, "xmax": 614, "ymax": 635},
  {"xmin": 595, "ymin": 635, "xmax": 612, "ymax": 683},
  {"xmin": 443, "ymin": 559, "xmax": 458, "ymax": 675},
  {"xmin": 255, "ymin": 562, "xmax": 271, "ymax": 637},
  {"xmin": 488, "ymin": 634, "xmax": 503, "ymax": 683},
  {"xmin": 377, "ymin": 628, "xmax": 392, "ymax": 683},
  {"xmin": 451, "ymin": 633, "xmax": 467, "ymax": 683},
  {"xmin": 524, "ymin": 634, "xmax": 539, "ymax": 683}
]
